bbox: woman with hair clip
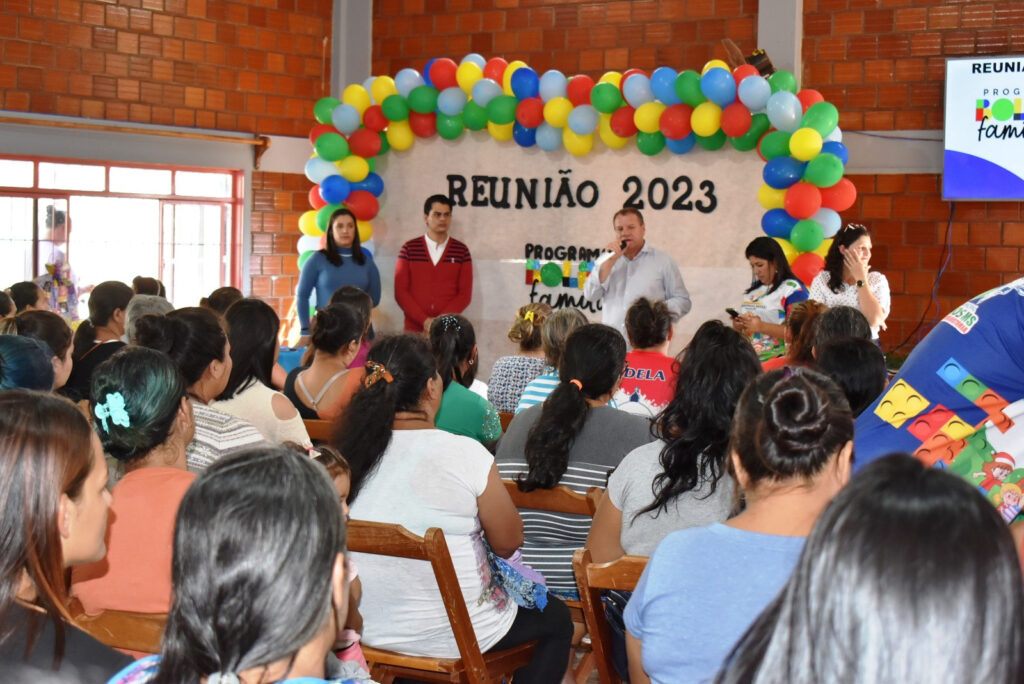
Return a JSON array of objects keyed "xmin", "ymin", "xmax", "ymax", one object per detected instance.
[
  {"xmin": 515, "ymin": 308, "xmax": 589, "ymax": 413},
  {"xmin": 614, "ymin": 297, "xmax": 678, "ymax": 417},
  {"xmin": 337, "ymin": 334, "xmax": 574, "ymax": 683},
  {"xmin": 497, "ymin": 324, "xmax": 655, "ymax": 597},
  {"xmin": 624, "ymin": 369, "xmax": 854, "ymax": 684},
  {"xmin": 134, "ymin": 307, "xmax": 265, "ymax": 471},
  {"xmin": 732, "ymin": 236, "xmax": 809, "ymax": 361},
  {"xmin": 107, "ymin": 446, "xmax": 374, "ymax": 684},
  {"xmin": 0, "ymin": 391, "xmax": 130, "ymax": 682},
  {"xmin": 62, "ymin": 280, "xmax": 134, "ymax": 402},
  {"xmin": 71, "ymin": 347, "xmax": 196, "ymax": 636},
  {"xmin": 211, "ymin": 298, "xmax": 310, "ymax": 446},
  {"xmin": 296, "ymin": 207, "xmax": 381, "ymax": 346},
  {"xmin": 1, "ymin": 309, "xmax": 74, "ymax": 389},
  {"xmin": 809, "ymin": 223, "xmax": 890, "ymax": 340},
  {"xmin": 717, "ymin": 453, "xmax": 1024, "ymax": 684},
  {"xmin": 761, "ymin": 299, "xmax": 828, "ymax": 371},
  {"xmin": 588, "ymin": 320, "xmax": 762, "ymax": 562},
  {"xmin": 487, "ymin": 302, "xmax": 553, "ymax": 413},
  {"xmin": 284, "ymin": 303, "xmax": 366, "ymax": 420},
  {"xmin": 430, "ymin": 313, "xmax": 503, "ymax": 445}
]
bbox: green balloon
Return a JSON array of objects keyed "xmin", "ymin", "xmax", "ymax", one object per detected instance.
[
  {"xmin": 801, "ymin": 101, "xmax": 839, "ymax": 137},
  {"xmin": 313, "ymin": 132, "xmax": 349, "ymax": 161},
  {"xmin": 591, "ymin": 82, "xmax": 623, "ymax": 114},
  {"xmin": 316, "ymin": 203, "xmax": 341, "ymax": 232},
  {"xmin": 790, "ymin": 219, "xmax": 824, "ymax": 252},
  {"xmin": 298, "ymin": 250, "xmax": 315, "ymax": 269},
  {"xmin": 804, "ymin": 153, "xmax": 844, "ymax": 187},
  {"xmin": 408, "ymin": 85, "xmax": 439, "ymax": 114},
  {"xmin": 540, "ymin": 262, "xmax": 563, "ymax": 287},
  {"xmin": 462, "ymin": 101, "xmax": 488, "ymax": 131},
  {"xmin": 729, "ymin": 113, "xmax": 770, "ymax": 151},
  {"xmin": 366, "ymin": 156, "xmax": 376, "ymax": 173},
  {"xmin": 759, "ymin": 130, "xmax": 791, "ymax": 159},
  {"xmin": 695, "ymin": 129, "xmax": 727, "ymax": 150},
  {"xmin": 377, "ymin": 131, "xmax": 390, "ymax": 155},
  {"xmin": 381, "ymin": 94, "xmax": 410, "ymax": 121},
  {"xmin": 437, "ymin": 113, "xmax": 465, "ymax": 140},
  {"xmin": 674, "ymin": 70, "xmax": 706, "ymax": 107},
  {"xmin": 486, "ymin": 95, "xmax": 518, "ymax": 125},
  {"xmin": 636, "ymin": 131, "xmax": 666, "ymax": 156},
  {"xmin": 769, "ymin": 70, "xmax": 797, "ymax": 94},
  {"xmin": 314, "ymin": 97, "xmax": 340, "ymax": 124}
]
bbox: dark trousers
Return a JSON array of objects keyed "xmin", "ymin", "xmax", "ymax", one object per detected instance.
[{"xmin": 488, "ymin": 593, "xmax": 573, "ymax": 683}]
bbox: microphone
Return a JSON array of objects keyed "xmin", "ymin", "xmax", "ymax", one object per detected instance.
[{"xmin": 620, "ymin": 239, "xmax": 627, "ymax": 251}]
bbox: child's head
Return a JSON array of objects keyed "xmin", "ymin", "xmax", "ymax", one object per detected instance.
[{"xmin": 314, "ymin": 446, "xmax": 352, "ymax": 516}]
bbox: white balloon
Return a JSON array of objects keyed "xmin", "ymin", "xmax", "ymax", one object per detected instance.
[
  {"xmin": 825, "ymin": 126, "xmax": 843, "ymax": 142},
  {"xmin": 296, "ymin": 235, "xmax": 321, "ymax": 254},
  {"xmin": 304, "ymin": 157, "xmax": 338, "ymax": 184},
  {"xmin": 812, "ymin": 208, "xmax": 841, "ymax": 238},
  {"xmin": 737, "ymin": 76, "xmax": 771, "ymax": 112}
]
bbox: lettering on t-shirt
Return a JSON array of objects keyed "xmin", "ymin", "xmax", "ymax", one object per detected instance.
[{"xmin": 943, "ymin": 302, "xmax": 979, "ymax": 334}]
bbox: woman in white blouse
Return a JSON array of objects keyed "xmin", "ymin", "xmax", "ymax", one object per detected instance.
[{"xmin": 809, "ymin": 223, "xmax": 890, "ymax": 340}]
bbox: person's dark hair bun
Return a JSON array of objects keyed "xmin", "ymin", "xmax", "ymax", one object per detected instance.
[
  {"xmin": 763, "ymin": 377, "xmax": 832, "ymax": 457},
  {"xmin": 132, "ymin": 313, "xmax": 180, "ymax": 355}
]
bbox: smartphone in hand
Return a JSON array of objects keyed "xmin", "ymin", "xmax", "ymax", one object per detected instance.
[{"xmin": 725, "ymin": 308, "xmax": 740, "ymax": 319}]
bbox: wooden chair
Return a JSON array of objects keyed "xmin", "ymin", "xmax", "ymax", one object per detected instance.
[
  {"xmin": 347, "ymin": 520, "xmax": 535, "ymax": 684},
  {"xmin": 67, "ymin": 597, "xmax": 166, "ymax": 655},
  {"xmin": 498, "ymin": 411, "xmax": 515, "ymax": 432},
  {"xmin": 572, "ymin": 549, "xmax": 648, "ymax": 684},
  {"xmin": 303, "ymin": 418, "xmax": 333, "ymax": 442}
]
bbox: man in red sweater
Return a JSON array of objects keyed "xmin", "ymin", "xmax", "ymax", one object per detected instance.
[{"xmin": 394, "ymin": 194, "xmax": 473, "ymax": 332}]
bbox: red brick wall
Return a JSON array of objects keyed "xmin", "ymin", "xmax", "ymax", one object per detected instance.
[{"xmin": 250, "ymin": 171, "xmax": 305, "ymax": 319}]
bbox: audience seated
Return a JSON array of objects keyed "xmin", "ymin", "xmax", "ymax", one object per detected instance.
[
  {"xmin": 430, "ymin": 314, "xmax": 503, "ymax": 446},
  {"xmin": 107, "ymin": 446, "xmax": 374, "ymax": 684},
  {"xmin": 337, "ymin": 334, "xmax": 573, "ymax": 681},
  {"xmin": 588, "ymin": 320, "xmax": 762, "ymax": 562},
  {"xmin": 0, "ymin": 335, "xmax": 55, "ymax": 390},
  {"xmin": 1, "ymin": 309, "xmax": 74, "ymax": 389},
  {"xmin": 624, "ymin": 369, "xmax": 853, "ymax": 684},
  {"xmin": 198, "ymin": 285, "xmax": 242, "ymax": 313},
  {"xmin": 497, "ymin": 324, "xmax": 655, "ymax": 596},
  {"xmin": 329, "ymin": 285, "xmax": 375, "ymax": 370},
  {"xmin": 760, "ymin": 300, "xmax": 827, "ymax": 371},
  {"xmin": 134, "ymin": 307, "xmax": 265, "ymax": 471},
  {"xmin": 124, "ymin": 294, "xmax": 174, "ymax": 344},
  {"xmin": 717, "ymin": 453, "xmax": 1024, "ymax": 683},
  {"xmin": 283, "ymin": 303, "xmax": 365, "ymax": 420},
  {"xmin": 487, "ymin": 303, "xmax": 552, "ymax": 413},
  {"xmin": 812, "ymin": 304, "xmax": 871, "ymax": 357},
  {"xmin": 515, "ymin": 308, "xmax": 588, "ymax": 413},
  {"xmin": 131, "ymin": 275, "xmax": 166, "ymax": 298},
  {"xmin": 9, "ymin": 281, "xmax": 48, "ymax": 313},
  {"xmin": 71, "ymin": 348, "xmax": 195, "ymax": 635},
  {"xmin": 211, "ymin": 298, "xmax": 310, "ymax": 446},
  {"xmin": 62, "ymin": 280, "xmax": 134, "ymax": 402},
  {"xmin": 614, "ymin": 297, "xmax": 677, "ymax": 417},
  {"xmin": 815, "ymin": 336, "xmax": 888, "ymax": 417},
  {"xmin": 0, "ymin": 390, "xmax": 131, "ymax": 682},
  {"xmin": 0, "ymin": 290, "xmax": 14, "ymax": 318}
]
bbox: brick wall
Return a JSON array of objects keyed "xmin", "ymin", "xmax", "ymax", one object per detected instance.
[{"xmin": 250, "ymin": 170, "xmax": 305, "ymax": 319}]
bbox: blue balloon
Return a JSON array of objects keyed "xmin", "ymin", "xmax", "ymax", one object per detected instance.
[
  {"xmin": 738, "ymin": 75, "xmax": 771, "ymax": 111},
  {"xmin": 422, "ymin": 58, "xmax": 436, "ymax": 87},
  {"xmin": 766, "ymin": 91, "xmax": 803, "ymax": 132},
  {"xmin": 761, "ymin": 209, "xmax": 798, "ymax": 239},
  {"xmin": 470, "ymin": 78, "xmax": 502, "ymax": 107},
  {"xmin": 304, "ymin": 157, "xmax": 338, "ymax": 184},
  {"xmin": 437, "ymin": 87, "xmax": 468, "ymax": 116},
  {"xmin": 763, "ymin": 156, "xmax": 807, "ymax": 189},
  {"xmin": 622, "ymin": 74, "xmax": 654, "ymax": 108},
  {"xmin": 319, "ymin": 174, "xmax": 351, "ymax": 204},
  {"xmin": 812, "ymin": 207, "xmax": 841, "ymax": 238},
  {"xmin": 395, "ymin": 68, "xmax": 425, "ymax": 98},
  {"xmin": 700, "ymin": 67, "xmax": 736, "ymax": 107},
  {"xmin": 513, "ymin": 122, "xmax": 537, "ymax": 148},
  {"xmin": 511, "ymin": 67, "xmax": 540, "ymax": 99},
  {"xmin": 821, "ymin": 141, "xmax": 849, "ymax": 165},
  {"xmin": 331, "ymin": 104, "xmax": 361, "ymax": 135},
  {"xmin": 539, "ymin": 70, "xmax": 567, "ymax": 102},
  {"xmin": 650, "ymin": 67, "xmax": 680, "ymax": 105},
  {"xmin": 352, "ymin": 172, "xmax": 384, "ymax": 197},
  {"xmin": 536, "ymin": 122, "xmax": 561, "ymax": 151},
  {"xmin": 665, "ymin": 133, "xmax": 697, "ymax": 154},
  {"xmin": 567, "ymin": 104, "xmax": 599, "ymax": 135},
  {"xmin": 460, "ymin": 53, "xmax": 486, "ymax": 68}
]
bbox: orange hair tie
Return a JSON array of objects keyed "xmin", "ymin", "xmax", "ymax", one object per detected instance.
[{"xmin": 569, "ymin": 379, "xmax": 583, "ymax": 390}]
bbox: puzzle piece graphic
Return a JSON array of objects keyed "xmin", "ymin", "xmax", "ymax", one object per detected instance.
[
  {"xmin": 907, "ymin": 405, "xmax": 953, "ymax": 442},
  {"xmin": 874, "ymin": 379, "xmax": 929, "ymax": 429},
  {"xmin": 937, "ymin": 358, "xmax": 969, "ymax": 388},
  {"xmin": 939, "ymin": 415, "xmax": 974, "ymax": 441},
  {"xmin": 915, "ymin": 431, "xmax": 967, "ymax": 467}
]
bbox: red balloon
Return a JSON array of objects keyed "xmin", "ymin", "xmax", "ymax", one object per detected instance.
[
  {"xmin": 620, "ymin": 69, "xmax": 647, "ymax": 91},
  {"xmin": 609, "ymin": 105, "xmax": 638, "ymax": 138},
  {"xmin": 408, "ymin": 111, "xmax": 437, "ymax": 138},
  {"xmin": 309, "ymin": 123, "xmax": 340, "ymax": 145},
  {"xmin": 516, "ymin": 97, "xmax": 544, "ymax": 127},
  {"xmin": 428, "ymin": 57, "xmax": 458, "ymax": 90},
  {"xmin": 732, "ymin": 64, "xmax": 759, "ymax": 83},
  {"xmin": 721, "ymin": 102, "xmax": 753, "ymax": 137},
  {"xmin": 785, "ymin": 182, "xmax": 823, "ymax": 219},
  {"xmin": 819, "ymin": 177, "xmax": 858, "ymax": 212},
  {"xmin": 308, "ymin": 185, "xmax": 327, "ymax": 210},
  {"xmin": 483, "ymin": 57, "xmax": 508, "ymax": 83},
  {"xmin": 363, "ymin": 105, "xmax": 388, "ymax": 132},
  {"xmin": 658, "ymin": 103, "xmax": 693, "ymax": 140},
  {"xmin": 343, "ymin": 190, "xmax": 379, "ymax": 221},
  {"xmin": 566, "ymin": 74, "xmax": 595, "ymax": 106},
  {"xmin": 790, "ymin": 252, "xmax": 825, "ymax": 286},
  {"xmin": 797, "ymin": 88, "xmax": 825, "ymax": 113},
  {"xmin": 348, "ymin": 128, "xmax": 382, "ymax": 157}
]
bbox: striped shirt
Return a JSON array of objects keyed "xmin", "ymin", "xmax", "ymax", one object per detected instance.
[
  {"xmin": 514, "ymin": 367, "xmax": 559, "ymax": 414},
  {"xmin": 187, "ymin": 402, "xmax": 267, "ymax": 472}
]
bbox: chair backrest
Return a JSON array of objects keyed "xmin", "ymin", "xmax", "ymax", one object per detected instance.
[
  {"xmin": 498, "ymin": 411, "xmax": 514, "ymax": 432},
  {"xmin": 67, "ymin": 597, "xmax": 166, "ymax": 655},
  {"xmin": 502, "ymin": 479, "xmax": 601, "ymax": 517},
  {"xmin": 347, "ymin": 520, "xmax": 491, "ymax": 680},
  {"xmin": 572, "ymin": 548, "xmax": 648, "ymax": 684},
  {"xmin": 303, "ymin": 418, "xmax": 333, "ymax": 442}
]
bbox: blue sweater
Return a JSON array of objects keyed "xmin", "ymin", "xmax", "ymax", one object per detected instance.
[{"xmin": 296, "ymin": 249, "xmax": 380, "ymax": 334}]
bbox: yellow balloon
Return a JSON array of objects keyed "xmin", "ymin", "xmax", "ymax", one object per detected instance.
[
  {"xmin": 385, "ymin": 120, "xmax": 414, "ymax": 151},
  {"xmin": 357, "ymin": 219, "xmax": 373, "ymax": 243},
  {"xmin": 634, "ymin": 102, "xmax": 667, "ymax": 134},
  {"xmin": 299, "ymin": 210, "xmax": 322, "ymax": 237},
  {"xmin": 563, "ymin": 128, "xmax": 594, "ymax": 156},
  {"xmin": 371, "ymin": 76, "xmax": 397, "ymax": 104},
  {"xmin": 702, "ymin": 59, "xmax": 730, "ymax": 74},
  {"xmin": 342, "ymin": 84, "xmax": 371, "ymax": 115},
  {"xmin": 599, "ymin": 71, "xmax": 622, "ymax": 87},
  {"xmin": 599, "ymin": 113, "xmax": 628, "ymax": 149},
  {"xmin": 503, "ymin": 60, "xmax": 527, "ymax": 95},
  {"xmin": 789, "ymin": 127, "xmax": 823, "ymax": 162},
  {"xmin": 691, "ymin": 101, "xmax": 722, "ymax": 137},
  {"xmin": 456, "ymin": 61, "xmax": 483, "ymax": 94},
  {"xmin": 758, "ymin": 183, "xmax": 787, "ymax": 210},
  {"xmin": 337, "ymin": 155, "xmax": 370, "ymax": 182},
  {"xmin": 774, "ymin": 238, "xmax": 799, "ymax": 264},
  {"xmin": 544, "ymin": 96, "xmax": 573, "ymax": 128},
  {"xmin": 813, "ymin": 238, "xmax": 832, "ymax": 259},
  {"xmin": 488, "ymin": 121, "xmax": 514, "ymax": 141}
]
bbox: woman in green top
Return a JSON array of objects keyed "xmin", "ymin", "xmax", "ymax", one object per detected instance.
[{"xmin": 429, "ymin": 314, "xmax": 502, "ymax": 448}]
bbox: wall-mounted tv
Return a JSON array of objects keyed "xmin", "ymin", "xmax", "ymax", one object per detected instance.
[{"xmin": 944, "ymin": 55, "xmax": 1024, "ymax": 201}]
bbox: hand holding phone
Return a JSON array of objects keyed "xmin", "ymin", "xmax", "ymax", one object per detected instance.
[{"xmin": 726, "ymin": 308, "xmax": 739, "ymax": 319}]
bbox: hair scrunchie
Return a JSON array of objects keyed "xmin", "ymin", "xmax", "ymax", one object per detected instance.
[
  {"xmin": 364, "ymin": 361, "xmax": 394, "ymax": 388},
  {"xmin": 569, "ymin": 379, "xmax": 583, "ymax": 390}
]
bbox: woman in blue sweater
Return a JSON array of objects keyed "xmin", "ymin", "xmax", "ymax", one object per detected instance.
[{"xmin": 296, "ymin": 208, "xmax": 381, "ymax": 342}]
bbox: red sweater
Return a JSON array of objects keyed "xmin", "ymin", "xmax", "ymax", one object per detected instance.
[{"xmin": 394, "ymin": 236, "xmax": 473, "ymax": 331}]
